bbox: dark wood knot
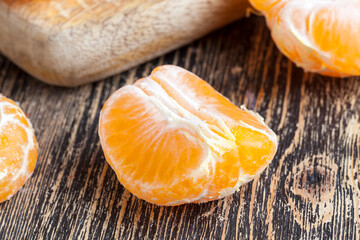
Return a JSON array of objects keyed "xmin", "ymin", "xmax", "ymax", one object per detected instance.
[{"xmin": 284, "ymin": 155, "xmax": 338, "ymax": 230}]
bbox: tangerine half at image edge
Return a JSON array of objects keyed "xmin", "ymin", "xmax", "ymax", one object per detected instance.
[
  {"xmin": 0, "ymin": 95, "xmax": 38, "ymax": 203},
  {"xmin": 99, "ymin": 65, "xmax": 278, "ymax": 206},
  {"xmin": 249, "ymin": 0, "xmax": 360, "ymax": 77}
]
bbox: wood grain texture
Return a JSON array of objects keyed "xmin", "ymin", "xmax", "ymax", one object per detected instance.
[
  {"xmin": 0, "ymin": 0, "xmax": 248, "ymax": 87},
  {"xmin": 0, "ymin": 15, "xmax": 359, "ymax": 239}
]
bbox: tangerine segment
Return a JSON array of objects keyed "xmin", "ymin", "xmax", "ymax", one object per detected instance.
[
  {"xmin": 0, "ymin": 96, "xmax": 38, "ymax": 203},
  {"xmin": 99, "ymin": 65, "xmax": 277, "ymax": 206},
  {"xmin": 249, "ymin": 0, "xmax": 360, "ymax": 77}
]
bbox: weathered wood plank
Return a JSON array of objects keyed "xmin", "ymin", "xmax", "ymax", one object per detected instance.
[{"xmin": 0, "ymin": 15, "xmax": 359, "ymax": 239}]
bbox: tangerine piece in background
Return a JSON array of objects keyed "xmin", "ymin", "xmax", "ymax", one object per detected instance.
[
  {"xmin": 99, "ymin": 65, "xmax": 278, "ymax": 206},
  {"xmin": 0, "ymin": 95, "xmax": 38, "ymax": 203},
  {"xmin": 249, "ymin": 0, "xmax": 360, "ymax": 77}
]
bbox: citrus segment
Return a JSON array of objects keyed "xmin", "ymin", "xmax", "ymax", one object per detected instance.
[
  {"xmin": 249, "ymin": 0, "xmax": 360, "ymax": 77},
  {"xmin": 0, "ymin": 95, "xmax": 38, "ymax": 203},
  {"xmin": 99, "ymin": 65, "xmax": 277, "ymax": 205}
]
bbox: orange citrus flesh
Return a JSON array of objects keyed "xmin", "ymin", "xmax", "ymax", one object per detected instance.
[
  {"xmin": 0, "ymin": 95, "xmax": 38, "ymax": 203},
  {"xmin": 99, "ymin": 65, "xmax": 277, "ymax": 206},
  {"xmin": 249, "ymin": 0, "xmax": 360, "ymax": 77}
]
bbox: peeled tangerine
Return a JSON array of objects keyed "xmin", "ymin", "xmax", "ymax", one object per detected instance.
[
  {"xmin": 249, "ymin": 0, "xmax": 360, "ymax": 77},
  {"xmin": 0, "ymin": 95, "xmax": 38, "ymax": 203},
  {"xmin": 99, "ymin": 65, "xmax": 277, "ymax": 206}
]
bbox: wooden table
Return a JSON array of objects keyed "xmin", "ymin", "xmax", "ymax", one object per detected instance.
[{"xmin": 0, "ymin": 15, "xmax": 359, "ymax": 239}]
